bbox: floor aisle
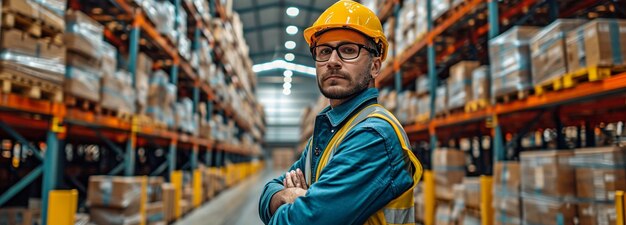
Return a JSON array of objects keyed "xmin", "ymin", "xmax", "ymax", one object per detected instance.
[{"xmin": 175, "ymin": 167, "xmax": 281, "ymax": 225}]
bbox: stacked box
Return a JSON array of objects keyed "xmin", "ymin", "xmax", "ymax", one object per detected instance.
[
  {"xmin": 415, "ymin": 0, "xmax": 427, "ymax": 39},
  {"xmin": 493, "ymin": 162, "xmax": 522, "ymax": 225},
  {"xmin": 447, "ymin": 61, "xmax": 479, "ymax": 109},
  {"xmin": 489, "ymin": 26, "xmax": 540, "ymax": 98},
  {"xmin": 145, "ymin": 202, "xmax": 164, "ymax": 225},
  {"xmin": 146, "ymin": 70, "xmax": 176, "ymax": 128},
  {"xmin": 572, "ymin": 146, "xmax": 626, "ymax": 225},
  {"xmin": 415, "ymin": 75, "xmax": 429, "ymax": 97},
  {"xmin": 101, "ymin": 70, "xmax": 136, "ymax": 115},
  {"xmin": 434, "ymin": 86, "xmax": 447, "ymax": 116},
  {"xmin": 471, "ymin": 66, "xmax": 490, "ymax": 102},
  {"xmin": 147, "ymin": 177, "xmax": 164, "ymax": 203},
  {"xmin": 0, "ymin": 207, "xmax": 32, "ymax": 225},
  {"xmin": 530, "ymin": 19, "xmax": 587, "ymax": 86},
  {"xmin": 435, "ymin": 203, "xmax": 453, "ymax": 225},
  {"xmin": 520, "ymin": 150, "xmax": 576, "ymax": 225},
  {"xmin": 142, "ymin": 0, "xmax": 176, "ymax": 44},
  {"xmin": 65, "ymin": 10, "xmax": 103, "ymax": 101},
  {"xmin": 161, "ymin": 183, "xmax": 175, "ymax": 222},
  {"xmin": 175, "ymin": 98, "xmax": 198, "ymax": 135},
  {"xmin": 272, "ymin": 148, "xmax": 295, "ymax": 170},
  {"xmin": 417, "ymin": 95, "xmax": 430, "ymax": 120},
  {"xmin": 136, "ymin": 53, "xmax": 153, "ymax": 114},
  {"xmin": 433, "ymin": 148, "xmax": 465, "ymax": 200},
  {"xmin": 566, "ymin": 19, "xmax": 626, "ymax": 72},
  {"xmin": 395, "ymin": 0, "xmax": 417, "ymax": 54},
  {"xmin": 87, "ymin": 176, "xmax": 146, "ymax": 225},
  {"xmin": 463, "ymin": 177, "xmax": 480, "ymax": 209}
]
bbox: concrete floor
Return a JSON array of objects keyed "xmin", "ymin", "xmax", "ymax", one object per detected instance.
[{"xmin": 175, "ymin": 168, "xmax": 281, "ymax": 225}]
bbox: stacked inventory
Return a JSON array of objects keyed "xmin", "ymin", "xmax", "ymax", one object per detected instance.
[
  {"xmin": 493, "ymin": 162, "xmax": 522, "ymax": 225},
  {"xmin": 566, "ymin": 19, "xmax": 626, "ymax": 72},
  {"xmin": 1, "ymin": 0, "xmax": 65, "ymax": 102},
  {"xmin": 64, "ymin": 10, "xmax": 102, "ymax": 103},
  {"xmin": 447, "ymin": 61, "xmax": 479, "ymax": 110},
  {"xmin": 87, "ymin": 176, "xmax": 147, "ymax": 225},
  {"xmin": 433, "ymin": 148, "xmax": 465, "ymax": 225}
]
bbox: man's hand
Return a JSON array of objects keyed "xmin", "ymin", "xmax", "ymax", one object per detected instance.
[
  {"xmin": 283, "ymin": 169, "xmax": 308, "ymax": 190},
  {"xmin": 269, "ymin": 169, "xmax": 309, "ymax": 215}
]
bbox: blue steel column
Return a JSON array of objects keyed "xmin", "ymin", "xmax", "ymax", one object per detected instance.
[
  {"xmin": 41, "ymin": 131, "xmax": 60, "ymax": 225},
  {"xmin": 489, "ymin": 0, "xmax": 505, "ymax": 163},
  {"xmin": 393, "ymin": 4, "xmax": 402, "ymax": 112},
  {"xmin": 124, "ymin": 136, "xmax": 135, "ymax": 176},
  {"xmin": 168, "ymin": 140, "xmax": 177, "ymax": 181},
  {"xmin": 191, "ymin": 145, "xmax": 198, "ymax": 170},
  {"xmin": 426, "ymin": 0, "xmax": 438, "ymax": 151},
  {"xmin": 128, "ymin": 23, "xmax": 140, "ymax": 88}
]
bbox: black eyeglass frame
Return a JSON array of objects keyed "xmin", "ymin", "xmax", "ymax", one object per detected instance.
[{"xmin": 309, "ymin": 42, "xmax": 380, "ymax": 62}]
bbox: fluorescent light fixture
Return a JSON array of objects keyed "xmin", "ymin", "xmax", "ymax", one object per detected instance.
[
  {"xmin": 285, "ymin": 41, "xmax": 296, "ymax": 49},
  {"xmin": 283, "ymin": 70, "xmax": 293, "ymax": 77},
  {"xmin": 285, "ymin": 53, "xmax": 295, "ymax": 61},
  {"xmin": 253, "ymin": 60, "xmax": 316, "ymax": 76},
  {"xmin": 283, "ymin": 88, "xmax": 291, "ymax": 95},
  {"xmin": 283, "ymin": 82, "xmax": 292, "ymax": 89},
  {"xmin": 286, "ymin": 7, "xmax": 299, "ymax": 17},
  {"xmin": 284, "ymin": 77, "xmax": 292, "ymax": 83},
  {"xmin": 286, "ymin": 26, "xmax": 298, "ymax": 35}
]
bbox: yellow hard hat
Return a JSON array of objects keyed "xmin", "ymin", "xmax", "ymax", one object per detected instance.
[{"xmin": 304, "ymin": 0, "xmax": 388, "ymax": 61}]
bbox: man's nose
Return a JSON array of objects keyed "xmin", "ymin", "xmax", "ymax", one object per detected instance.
[{"xmin": 326, "ymin": 50, "xmax": 342, "ymax": 69}]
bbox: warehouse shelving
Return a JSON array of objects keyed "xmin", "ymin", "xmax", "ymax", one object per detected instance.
[
  {"xmin": 367, "ymin": 0, "xmax": 626, "ymax": 224},
  {"xmin": 0, "ymin": 0, "xmax": 264, "ymax": 224}
]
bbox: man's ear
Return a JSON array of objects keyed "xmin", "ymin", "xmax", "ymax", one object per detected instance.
[{"xmin": 370, "ymin": 57, "xmax": 382, "ymax": 79}]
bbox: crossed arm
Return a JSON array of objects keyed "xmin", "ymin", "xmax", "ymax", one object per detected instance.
[{"xmin": 269, "ymin": 169, "xmax": 308, "ymax": 215}]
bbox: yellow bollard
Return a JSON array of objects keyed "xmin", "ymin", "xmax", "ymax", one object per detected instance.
[
  {"xmin": 171, "ymin": 170, "xmax": 183, "ymax": 219},
  {"xmin": 193, "ymin": 169, "xmax": 203, "ymax": 207},
  {"xmin": 424, "ymin": 170, "xmax": 435, "ymax": 225},
  {"xmin": 47, "ymin": 189, "xmax": 78, "ymax": 225},
  {"xmin": 616, "ymin": 191, "xmax": 625, "ymax": 225},
  {"xmin": 480, "ymin": 176, "xmax": 494, "ymax": 225}
]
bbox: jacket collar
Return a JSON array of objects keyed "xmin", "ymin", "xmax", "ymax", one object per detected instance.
[{"xmin": 320, "ymin": 88, "xmax": 379, "ymax": 127}]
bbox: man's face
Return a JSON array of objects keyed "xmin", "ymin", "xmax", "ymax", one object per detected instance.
[{"xmin": 313, "ymin": 30, "xmax": 380, "ymax": 100}]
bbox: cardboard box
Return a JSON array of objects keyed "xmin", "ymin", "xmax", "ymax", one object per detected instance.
[
  {"xmin": 137, "ymin": 53, "xmax": 153, "ymax": 76},
  {"xmin": 65, "ymin": 66, "xmax": 101, "ymax": 102},
  {"xmin": 433, "ymin": 148, "xmax": 465, "ymax": 200},
  {"xmin": 572, "ymin": 146, "xmax": 626, "ymax": 201},
  {"xmin": 1, "ymin": 29, "xmax": 38, "ymax": 56},
  {"xmin": 448, "ymin": 61, "xmax": 479, "ymax": 109},
  {"xmin": 148, "ymin": 177, "xmax": 164, "ymax": 203},
  {"xmin": 0, "ymin": 207, "xmax": 32, "ymax": 225},
  {"xmin": 471, "ymin": 66, "xmax": 490, "ymax": 101},
  {"xmin": 161, "ymin": 183, "xmax": 175, "ymax": 222},
  {"xmin": 89, "ymin": 206, "xmax": 141, "ymax": 225},
  {"xmin": 434, "ymin": 86, "xmax": 447, "ymax": 116},
  {"xmin": 520, "ymin": 150, "xmax": 575, "ymax": 198},
  {"xmin": 489, "ymin": 26, "xmax": 540, "ymax": 98},
  {"xmin": 146, "ymin": 202, "xmax": 164, "ymax": 224},
  {"xmin": 521, "ymin": 196, "xmax": 577, "ymax": 225},
  {"xmin": 494, "ymin": 161, "xmax": 521, "ymax": 194},
  {"xmin": 530, "ymin": 19, "xmax": 587, "ymax": 86},
  {"xmin": 2, "ymin": 0, "xmax": 39, "ymax": 19},
  {"xmin": 463, "ymin": 177, "xmax": 481, "ymax": 209},
  {"xmin": 64, "ymin": 10, "xmax": 103, "ymax": 59},
  {"xmin": 38, "ymin": 40, "xmax": 66, "ymax": 62},
  {"xmin": 566, "ymin": 19, "xmax": 626, "ymax": 72},
  {"xmin": 493, "ymin": 194, "xmax": 521, "ymax": 225},
  {"xmin": 87, "ymin": 176, "xmax": 144, "ymax": 209},
  {"xmin": 578, "ymin": 203, "xmax": 616, "ymax": 225}
]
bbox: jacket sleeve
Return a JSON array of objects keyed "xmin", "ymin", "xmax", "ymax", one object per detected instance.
[
  {"xmin": 259, "ymin": 142, "xmax": 309, "ymax": 224},
  {"xmin": 267, "ymin": 125, "xmax": 396, "ymax": 225}
]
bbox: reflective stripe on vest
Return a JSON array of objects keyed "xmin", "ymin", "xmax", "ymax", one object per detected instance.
[{"xmin": 305, "ymin": 104, "xmax": 423, "ymax": 225}]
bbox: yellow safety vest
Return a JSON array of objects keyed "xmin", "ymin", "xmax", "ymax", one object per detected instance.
[{"xmin": 305, "ymin": 104, "xmax": 423, "ymax": 225}]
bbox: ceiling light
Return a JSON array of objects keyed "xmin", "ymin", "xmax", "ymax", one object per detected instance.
[
  {"xmin": 283, "ymin": 83, "xmax": 292, "ymax": 89},
  {"xmin": 285, "ymin": 41, "xmax": 296, "ymax": 49},
  {"xmin": 252, "ymin": 60, "xmax": 316, "ymax": 76},
  {"xmin": 283, "ymin": 70, "xmax": 293, "ymax": 77},
  {"xmin": 283, "ymin": 88, "xmax": 291, "ymax": 95},
  {"xmin": 286, "ymin": 7, "xmax": 299, "ymax": 17},
  {"xmin": 285, "ymin": 53, "xmax": 295, "ymax": 61},
  {"xmin": 284, "ymin": 77, "xmax": 292, "ymax": 83},
  {"xmin": 286, "ymin": 26, "xmax": 298, "ymax": 35}
]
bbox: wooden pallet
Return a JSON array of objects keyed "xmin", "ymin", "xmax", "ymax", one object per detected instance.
[
  {"xmin": 100, "ymin": 107, "xmax": 133, "ymax": 121},
  {"xmin": 1, "ymin": 11, "xmax": 42, "ymax": 37},
  {"xmin": 562, "ymin": 65, "xmax": 626, "ymax": 89},
  {"xmin": 494, "ymin": 89, "xmax": 531, "ymax": 104},
  {"xmin": 0, "ymin": 72, "xmax": 62, "ymax": 102},
  {"xmin": 64, "ymin": 95, "xmax": 101, "ymax": 113},
  {"xmin": 464, "ymin": 99, "xmax": 489, "ymax": 113}
]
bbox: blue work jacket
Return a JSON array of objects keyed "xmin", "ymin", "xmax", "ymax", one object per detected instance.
[{"xmin": 258, "ymin": 88, "xmax": 414, "ymax": 225}]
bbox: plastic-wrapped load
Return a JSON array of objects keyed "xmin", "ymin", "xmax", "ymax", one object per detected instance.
[
  {"xmin": 178, "ymin": 35, "xmax": 192, "ymax": 61},
  {"xmin": 447, "ymin": 61, "xmax": 479, "ymax": 110},
  {"xmin": 530, "ymin": 19, "xmax": 586, "ymax": 86},
  {"xmin": 462, "ymin": 178, "xmax": 480, "ymax": 209},
  {"xmin": 163, "ymin": 84, "xmax": 176, "ymax": 128},
  {"xmin": 101, "ymin": 70, "xmax": 136, "ymax": 114},
  {"xmin": 101, "ymin": 42, "xmax": 117, "ymax": 77},
  {"xmin": 489, "ymin": 26, "xmax": 540, "ymax": 98},
  {"xmin": 415, "ymin": 0, "xmax": 427, "ymax": 39},
  {"xmin": 417, "ymin": 95, "xmax": 429, "ymax": 120},
  {"xmin": 193, "ymin": 0, "xmax": 211, "ymax": 23},
  {"xmin": 520, "ymin": 150, "xmax": 576, "ymax": 198},
  {"xmin": 578, "ymin": 203, "xmax": 616, "ymax": 225},
  {"xmin": 89, "ymin": 206, "xmax": 142, "ymax": 225},
  {"xmin": 415, "ymin": 75, "xmax": 429, "ymax": 96},
  {"xmin": 521, "ymin": 195, "xmax": 577, "ymax": 225},
  {"xmin": 87, "ymin": 176, "xmax": 144, "ymax": 209},
  {"xmin": 65, "ymin": 10, "xmax": 103, "ymax": 60},
  {"xmin": 566, "ymin": 19, "xmax": 626, "ymax": 73},
  {"xmin": 431, "ymin": 0, "xmax": 449, "ymax": 20},
  {"xmin": 175, "ymin": 98, "xmax": 197, "ymax": 134},
  {"xmin": 493, "ymin": 161, "xmax": 522, "ymax": 225},
  {"xmin": 65, "ymin": 65, "xmax": 101, "ymax": 101},
  {"xmin": 151, "ymin": 0, "xmax": 176, "ymax": 43},
  {"xmin": 435, "ymin": 203, "xmax": 453, "ymax": 225},
  {"xmin": 395, "ymin": 0, "xmax": 417, "ymax": 53},
  {"xmin": 434, "ymin": 85, "xmax": 446, "ymax": 116},
  {"xmin": 471, "ymin": 66, "xmax": 490, "ymax": 102},
  {"xmin": 0, "ymin": 50, "xmax": 65, "ymax": 83},
  {"xmin": 433, "ymin": 148, "xmax": 466, "ymax": 200},
  {"xmin": 136, "ymin": 54, "xmax": 152, "ymax": 114},
  {"xmin": 572, "ymin": 146, "xmax": 626, "ymax": 201}
]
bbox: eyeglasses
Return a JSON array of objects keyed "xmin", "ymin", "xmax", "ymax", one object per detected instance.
[{"xmin": 310, "ymin": 43, "xmax": 379, "ymax": 62}]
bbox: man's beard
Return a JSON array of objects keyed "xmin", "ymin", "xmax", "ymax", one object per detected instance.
[{"xmin": 318, "ymin": 63, "xmax": 372, "ymax": 99}]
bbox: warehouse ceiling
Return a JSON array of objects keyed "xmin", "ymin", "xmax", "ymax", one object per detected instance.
[{"xmin": 233, "ymin": 0, "xmax": 336, "ymax": 145}]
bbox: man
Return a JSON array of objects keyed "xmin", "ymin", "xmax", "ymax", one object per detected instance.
[{"xmin": 259, "ymin": 1, "xmax": 423, "ymax": 224}]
